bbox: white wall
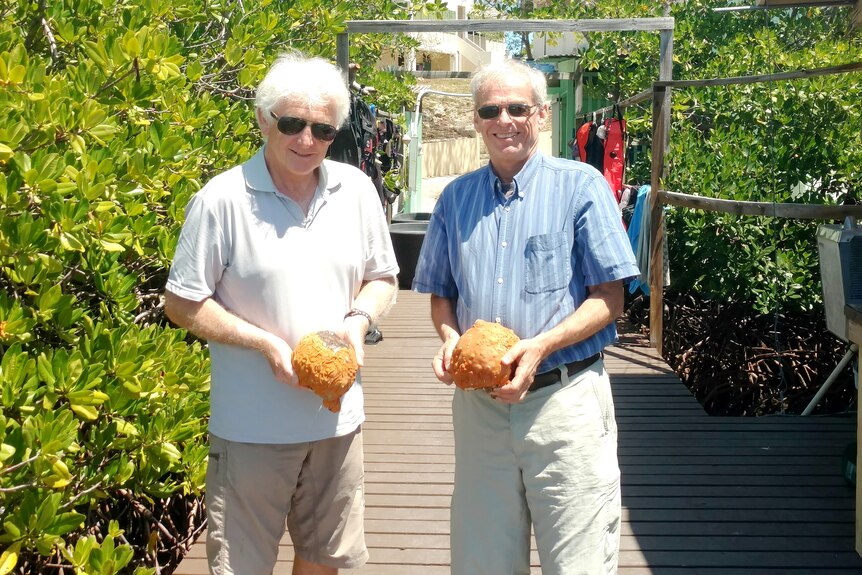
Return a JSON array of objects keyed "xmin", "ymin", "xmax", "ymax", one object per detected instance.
[
  {"xmin": 531, "ymin": 32, "xmax": 588, "ymax": 59},
  {"xmin": 421, "ymin": 132, "xmax": 553, "ymax": 178}
]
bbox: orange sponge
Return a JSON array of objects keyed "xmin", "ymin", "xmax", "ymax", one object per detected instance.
[
  {"xmin": 292, "ymin": 331, "xmax": 358, "ymax": 412},
  {"xmin": 450, "ymin": 320, "xmax": 520, "ymax": 390}
]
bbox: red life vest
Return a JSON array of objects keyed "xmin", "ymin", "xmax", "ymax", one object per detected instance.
[
  {"xmin": 576, "ymin": 121, "xmax": 593, "ymax": 165},
  {"xmin": 603, "ymin": 105, "xmax": 626, "ymax": 204}
]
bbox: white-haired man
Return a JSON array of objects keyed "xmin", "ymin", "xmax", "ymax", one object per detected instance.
[
  {"xmin": 164, "ymin": 52, "xmax": 399, "ymax": 575},
  {"xmin": 413, "ymin": 59, "xmax": 639, "ymax": 574}
]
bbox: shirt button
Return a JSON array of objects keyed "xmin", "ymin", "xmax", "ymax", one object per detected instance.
[
  {"xmin": 501, "ymin": 241, "xmax": 508, "ymax": 248},
  {"xmin": 497, "ymin": 277, "xmax": 503, "ymax": 284},
  {"xmin": 504, "ymin": 207, "xmax": 510, "ymax": 212},
  {"xmin": 495, "ymin": 317, "xmax": 501, "ymax": 323}
]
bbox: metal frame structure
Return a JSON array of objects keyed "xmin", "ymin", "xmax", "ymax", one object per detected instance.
[{"xmin": 336, "ymin": 15, "xmax": 675, "ymax": 281}]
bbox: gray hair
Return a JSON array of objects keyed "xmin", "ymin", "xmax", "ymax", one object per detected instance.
[
  {"xmin": 469, "ymin": 59, "xmax": 548, "ymax": 107},
  {"xmin": 255, "ymin": 52, "xmax": 351, "ymax": 130}
]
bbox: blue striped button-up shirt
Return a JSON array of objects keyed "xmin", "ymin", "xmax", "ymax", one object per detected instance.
[{"xmin": 412, "ymin": 150, "xmax": 639, "ymax": 374}]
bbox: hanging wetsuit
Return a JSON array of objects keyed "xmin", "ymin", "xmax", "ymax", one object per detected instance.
[{"xmin": 583, "ymin": 121, "xmax": 605, "ymax": 173}]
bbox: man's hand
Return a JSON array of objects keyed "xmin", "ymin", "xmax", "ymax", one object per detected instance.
[
  {"xmin": 340, "ymin": 315, "xmax": 370, "ymax": 367},
  {"xmin": 260, "ymin": 334, "xmax": 301, "ymax": 388},
  {"xmin": 250, "ymin": 334, "xmax": 300, "ymax": 389},
  {"xmin": 490, "ymin": 337, "xmax": 546, "ymax": 404},
  {"xmin": 432, "ymin": 333, "xmax": 459, "ymax": 385},
  {"xmin": 429, "ymin": 295, "xmax": 460, "ymax": 386}
]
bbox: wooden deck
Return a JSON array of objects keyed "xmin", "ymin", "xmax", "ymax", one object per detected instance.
[{"xmin": 175, "ymin": 291, "xmax": 862, "ymax": 574}]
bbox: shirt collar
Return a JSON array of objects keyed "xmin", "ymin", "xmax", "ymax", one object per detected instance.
[
  {"xmin": 242, "ymin": 146, "xmax": 343, "ymax": 199},
  {"xmin": 485, "ymin": 149, "xmax": 546, "ymax": 200}
]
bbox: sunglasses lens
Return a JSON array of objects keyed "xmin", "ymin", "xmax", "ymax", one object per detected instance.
[
  {"xmin": 273, "ymin": 114, "xmax": 337, "ymax": 141},
  {"xmin": 277, "ymin": 116, "xmax": 306, "ymax": 135},
  {"xmin": 476, "ymin": 104, "xmax": 535, "ymax": 120},
  {"xmin": 312, "ymin": 124, "xmax": 338, "ymax": 141},
  {"xmin": 477, "ymin": 105, "xmax": 500, "ymax": 120}
]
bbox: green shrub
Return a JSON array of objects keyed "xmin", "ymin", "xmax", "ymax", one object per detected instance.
[
  {"xmin": 0, "ymin": 0, "xmax": 445, "ymax": 571},
  {"xmin": 561, "ymin": 0, "xmax": 862, "ymax": 312}
]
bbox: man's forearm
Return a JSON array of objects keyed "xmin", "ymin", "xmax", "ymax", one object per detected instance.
[
  {"xmin": 351, "ymin": 276, "xmax": 398, "ymax": 323},
  {"xmin": 430, "ymin": 294, "xmax": 460, "ymax": 342},
  {"xmin": 163, "ymin": 291, "xmax": 278, "ymax": 353},
  {"xmin": 533, "ymin": 280, "xmax": 624, "ymax": 358}
]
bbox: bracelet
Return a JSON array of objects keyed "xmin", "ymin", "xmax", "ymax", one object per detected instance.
[{"xmin": 345, "ymin": 308, "xmax": 373, "ymax": 325}]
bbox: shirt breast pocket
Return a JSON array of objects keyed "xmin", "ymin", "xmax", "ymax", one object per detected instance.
[{"xmin": 524, "ymin": 232, "xmax": 570, "ymax": 294}]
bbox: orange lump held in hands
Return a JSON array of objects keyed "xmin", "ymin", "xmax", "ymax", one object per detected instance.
[
  {"xmin": 450, "ymin": 320, "xmax": 520, "ymax": 390},
  {"xmin": 291, "ymin": 330, "xmax": 359, "ymax": 412}
]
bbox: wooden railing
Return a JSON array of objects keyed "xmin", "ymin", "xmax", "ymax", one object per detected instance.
[{"xmin": 647, "ymin": 61, "xmax": 862, "ymax": 355}]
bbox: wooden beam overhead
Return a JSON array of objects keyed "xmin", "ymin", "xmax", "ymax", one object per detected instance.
[
  {"xmin": 346, "ymin": 18, "xmax": 674, "ymax": 34},
  {"xmin": 756, "ymin": 0, "xmax": 847, "ymax": 5},
  {"xmin": 717, "ymin": 0, "xmax": 854, "ymax": 10},
  {"xmin": 654, "ymin": 61, "xmax": 862, "ymax": 89}
]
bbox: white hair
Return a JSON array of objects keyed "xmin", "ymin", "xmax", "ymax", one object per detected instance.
[
  {"xmin": 255, "ymin": 52, "xmax": 351, "ymax": 130},
  {"xmin": 469, "ymin": 59, "xmax": 548, "ymax": 107}
]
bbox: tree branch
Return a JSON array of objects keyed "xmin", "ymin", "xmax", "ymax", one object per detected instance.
[{"xmin": 41, "ymin": 17, "xmax": 58, "ymax": 60}]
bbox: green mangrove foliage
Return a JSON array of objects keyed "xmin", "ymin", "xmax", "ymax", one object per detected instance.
[{"xmin": 0, "ymin": 0, "xmax": 443, "ymax": 572}]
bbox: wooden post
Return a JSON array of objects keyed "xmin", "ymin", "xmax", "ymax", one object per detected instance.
[
  {"xmin": 649, "ymin": 85, "xmax": 667, "ymax": 355},
  {"xmin": 575, "ymin": 61, "xmax": 583, "ymax": 117},
  {"xmin": 647, "ymin": 29, "xmax": 673, "ymax": 354},
  {"xmin": 336, "ymin": 33, "xmax": 350, "ymax": 80},
  {"xmin": 658, "ymin": 29, "xmax": 673, "ymax": 154}
]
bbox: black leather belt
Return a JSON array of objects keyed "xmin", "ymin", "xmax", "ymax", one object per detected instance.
[{"xmin": 529, "ymin": 353, "xmax": 601, "ymax": 392}]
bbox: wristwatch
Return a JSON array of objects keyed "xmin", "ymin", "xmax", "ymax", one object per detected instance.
[{"xmin": 344, "ymin": 308, "xmax": 373, "ymax": 324}]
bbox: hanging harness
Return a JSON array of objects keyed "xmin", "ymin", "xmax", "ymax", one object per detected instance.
[{"xmin": 329, "ymin": 92, "xmax": 385, "ymax": 205}]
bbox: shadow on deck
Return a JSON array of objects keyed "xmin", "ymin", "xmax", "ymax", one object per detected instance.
[{"xmin": 175, "ymin": 291, "xmax": 861, "ymax": 574}]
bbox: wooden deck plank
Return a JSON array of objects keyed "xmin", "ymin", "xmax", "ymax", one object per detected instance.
[{"xmin": 173, "ymin": 290, "xmax": 862, "ymax": 574}]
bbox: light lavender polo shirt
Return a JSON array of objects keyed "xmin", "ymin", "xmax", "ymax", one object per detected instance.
[{"xmin": 166, "ymin": 147, "xmax": 399, "ymax": 444}]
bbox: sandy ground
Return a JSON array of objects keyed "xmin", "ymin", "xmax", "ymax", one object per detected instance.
[
  {"xmin": 415, "ymin": 78, "xmax": 475, "ymax": 141},
  {"xmin": 406, "ymin": 77, "xmax": 551, "ymax": 214},
  {"xmin": 416, "ymin": 175, "xmax": 457, "ymax": 212}
]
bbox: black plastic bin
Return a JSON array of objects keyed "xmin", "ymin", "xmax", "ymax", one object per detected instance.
[
  {"xmin": 389, "ymin": 221, "xmax": 428, "ymax": 289},
  {"xmin": 391, "ymin": 211, "xmax": 432, "ymax": 223}
]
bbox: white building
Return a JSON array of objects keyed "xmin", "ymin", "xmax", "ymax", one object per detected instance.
[
  {"xmin": 379, "ymin": 0, "xmax": 506, "ymax": 73},
  {"xmin": 531, "ymin": 31, "xmax": 589, "ymax": 60}
]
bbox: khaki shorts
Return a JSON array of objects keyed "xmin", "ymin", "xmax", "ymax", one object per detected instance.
[
  {"xmin": 205, "ymin": 429, "xmax": 368, "ymax": 574},
  {"xmin": 450, "ymin": 360, "xmax": 621, "ymax": 575}
]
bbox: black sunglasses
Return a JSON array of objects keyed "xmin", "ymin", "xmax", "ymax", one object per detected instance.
[
  {"xmin": 476, "ymin": 103, "xmax": 539, "ymax": 120},
  {"xmin": 269, "ymin": 111, "xmax": 338, "ymax": 142}
]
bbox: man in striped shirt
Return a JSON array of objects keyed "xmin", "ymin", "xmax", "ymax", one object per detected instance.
[{"xmin": 412, "ymin": 59, "xmax": 639, "ymax": 575}]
